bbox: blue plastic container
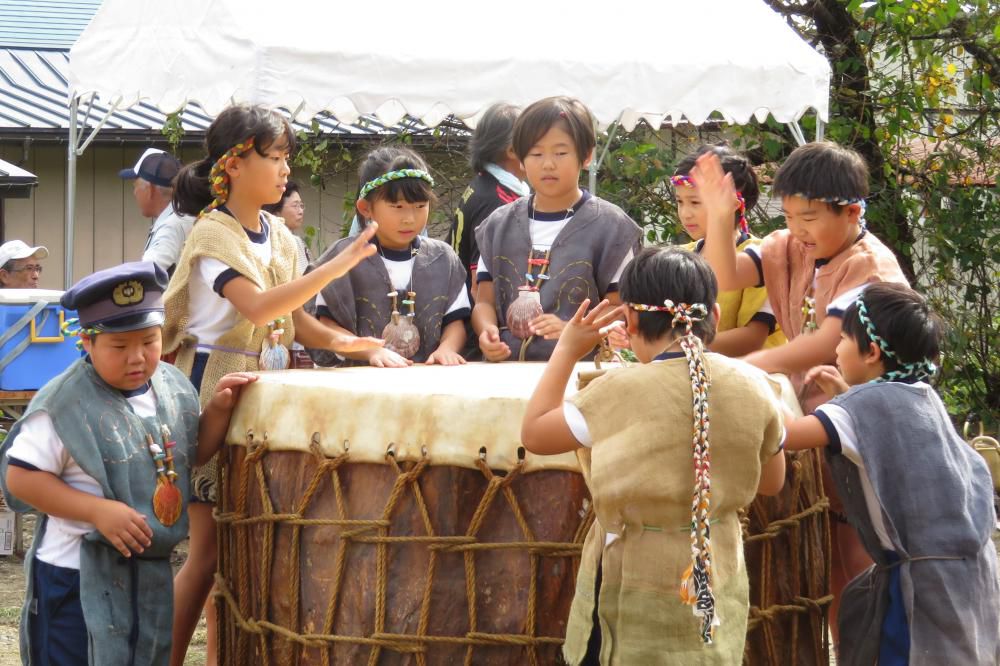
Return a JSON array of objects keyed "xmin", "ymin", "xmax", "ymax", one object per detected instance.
[{"xmin": 0, "ymin": 289, "xmax": 79, "ymax": 391}]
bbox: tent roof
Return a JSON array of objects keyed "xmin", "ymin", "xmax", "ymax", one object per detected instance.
[{"xmin": 68, "ymin": 0, "xmax": 830, "ymax": 130}]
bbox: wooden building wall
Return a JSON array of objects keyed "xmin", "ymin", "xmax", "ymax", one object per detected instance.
[{"xmin": 0, "ymin": 141, "xmax": 355, "ymax": 288}]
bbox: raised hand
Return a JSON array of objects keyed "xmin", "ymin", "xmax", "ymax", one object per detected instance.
[
  {"xmin": 691, "ymin": 152, "xmax": 740, "ymax": 232},
  {"xmin": 553, "ymin": 299, "xmax": 625, "ymax": 361},
  {"xmin": 323, "ymin": 222, "xmax": 379, "ymax": 279}
]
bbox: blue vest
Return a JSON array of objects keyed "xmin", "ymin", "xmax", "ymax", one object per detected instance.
[{"xmin": 0, "ymin": 358, "xmax": 200, "ymax": 665}]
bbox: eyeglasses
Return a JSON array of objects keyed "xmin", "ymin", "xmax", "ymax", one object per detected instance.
[
  {"xmin": 287, "ymin": 202, "xmax": 305, "ymax": 210},
  {"xmin": 7, "ymin": 264, "xmax": 43, "ymax": 274}
]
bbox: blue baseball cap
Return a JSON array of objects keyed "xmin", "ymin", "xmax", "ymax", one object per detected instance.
[
  {"xmin": 61, "ymin": 261, "xmax": 168, "ymax": 333},
  {"xmin": 119, "ymin": 148, "xmax": 182, "ymax": 188}
]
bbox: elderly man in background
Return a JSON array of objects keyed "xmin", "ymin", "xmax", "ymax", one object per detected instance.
[
  {"xmin": 120, "ymin": 148, "xmax": 193, "ymax": 276},
  {"xmin": 0, "ymin": 240, "xmax": 47, "ymax": 289}
]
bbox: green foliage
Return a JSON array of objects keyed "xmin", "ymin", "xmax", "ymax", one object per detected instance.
[
  {"xmin": 594, "ymin": 0, "xmax": 999, "ymax": 429},
  {"xmin": 161, "ymin": 107, "xmax": 185, "ymax": 155}
]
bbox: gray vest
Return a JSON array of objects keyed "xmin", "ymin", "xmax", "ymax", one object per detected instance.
[
  {"xmin": 0, "ymin": 358, "xmax": 201, "ymax": 665},
  {"xmin": 307, "ymin": 236, "xmax": 468, "ymax": 365},
  {"xmin": 826, "ymin": 382, "xmax": 1000, "ymax": 666},
  {"xmin": 475, "ymin": 195, "xmax": 640, "ymax": 361}
]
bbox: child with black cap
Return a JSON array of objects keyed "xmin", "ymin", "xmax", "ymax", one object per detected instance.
[{"xmin": 0, "ymin": 261, "xmax": 255, "ymax": 666}]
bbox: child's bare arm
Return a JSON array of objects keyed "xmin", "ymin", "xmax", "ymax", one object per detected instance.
[
  {"xmin": 5, "ymin": 466, "xmax": 151, "ymax": 558},
  {"xmin": 782, "ymin": 414, "xmax": 830, "ymax": 451},
  {"xmin": 293, "ymin": 307, "xmax": 383, "ymax": 353},
  {"xmin": 708, "ymin": 321, "xmax": 770, "ymax": 357},
  {"xmin": 522, "ymin": 300, "xmax": 623, "ymax": 455},
  {"xmin": 426, "ymin": 319, "xmax": 467, "ymax": 366},
  {"xmin": 197, "ymin": 372, "xmax": 258, "ymax": 465},
  {"xmin": 220, "ymin": 224, "xmax": 379, "ymax": 326},
  {"xmin": 756, "ymin": 449, "xmax": 786, "ymax": 496},
  {"xmin": 691, "ymin": 153, "xmax": 760, "ymax": 291},
  {"xmin": 744, "ymin": 316, "xmax": 841, "ymax": 374}
]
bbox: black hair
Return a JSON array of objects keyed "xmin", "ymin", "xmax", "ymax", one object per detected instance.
[
  {"xmin": 772, "ymin": 141, "xmax": 869, "ymax": 213},
  {"xmin": 511, "ymin": 96, "xmax": 595, "ymax": 164},
  {"xmin": 262, "ymin": 180, "xmax": 301, "ymax": 215},
  {"xmin": 356, "ymin": 146, "xmax": 437, "ymax": 212},
  {"xmin": 1, "ymin": 260, "xmax": 14, "ymax": 272},
  {"xmin": 173, "ymin": 104, "xmax": 296, "ymax": 217},
  {"xmin": 619, "ymin": 247, "xmax": 718, "ymax": 344},
  {"xmin": 841, "ymin": 282, "xmax": 942, "ymax": 375},
  {"xmin": 469, "ymin": 103, "xmax": 521, "ymax": 172},
  {"xmin": 674, "ymin": 143, "xmax": 760, "ymax": 223}
]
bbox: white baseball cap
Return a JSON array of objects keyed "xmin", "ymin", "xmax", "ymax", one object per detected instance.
[{"xmin": 0, "ymin": 240, "xmax": 48, "ymax": 267}]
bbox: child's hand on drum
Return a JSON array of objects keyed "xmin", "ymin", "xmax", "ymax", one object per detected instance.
[
  {"xmin": 479, "ymin": 325, "xmax": 512, "ymax": 362},
  {"xmin": 368, "ymin": 347, "xmax": 414, "ymax": 368},
  {"xmin": 210, "ymin": 372, "xmax": 259, "ymax": 411},
  {"xmin": 425, "ymin": 348, "xmax": 466, "ymax": 366},
  {"xmin": 805, "ymin": 364, "xmax": 850, "ymax": 397},
  {"xmin": 529, "ymin": 314, "xmax": 566, "ymax": 340},
  {"xmin": 320, "ymin": 222, "xmax": 379, "ymax": 280},
  {"xmin": 553, "ymin": 299, "xmax": 625, "ymax": 360}
]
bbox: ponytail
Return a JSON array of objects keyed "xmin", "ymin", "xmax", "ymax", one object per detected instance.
[{"xmin": 172, "ymin": 158, "xmax": 213, "ymax": 217}]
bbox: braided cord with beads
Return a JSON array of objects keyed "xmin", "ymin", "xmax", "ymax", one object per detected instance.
[
  {"xmin": 670, "ymin": 174, "xmax": 748, "ymax": 235},
  {"xmin": 200, "ymin": 137, "xmax": 256, "ymax": 218},
  {"xmin": 628, "ymin": 299, "xmax": 718, "ymax": 643},
  {"xmin": 856, "ymin": 296, "xmax": 937, "ymax": 383},
  {"xmin": 357, "ymin": 169, "xmax": 435, "ymax": 201}
]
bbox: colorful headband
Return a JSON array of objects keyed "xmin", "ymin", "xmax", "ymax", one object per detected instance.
[
  {"xmin": 357, "ymin": 169, "xmax": 434, "ymax": 202},
  {"xmin": 61, "ymin": 317, "xmax": 101, "ymax": 350},
  {"xmin": 856, "ymin": 297, "xmax": 936, "ymax": 382},
  {"xmin": 199, "ymin": 137, "xmax": 256, "ymax": 218},
  {"xmin": 670, "ymin": 174, "xmax": 748, "ymax": 234},
  {"xmin": 628, "ymin": 296, "xmax": 716, "ymax": 641}
]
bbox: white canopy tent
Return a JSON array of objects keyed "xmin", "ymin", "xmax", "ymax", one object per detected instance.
[{"xmin": 66, "ymin": 0, "xmax": 830, "ymax": 286}]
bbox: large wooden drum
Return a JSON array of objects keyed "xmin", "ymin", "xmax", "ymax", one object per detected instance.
[
  {"xmin": 743, "ymin": 378, "xmax": 831, "ymax": 665},
  {"xmin": 215, "ymin": 363, "xmax": 593, "ymax": 665}
]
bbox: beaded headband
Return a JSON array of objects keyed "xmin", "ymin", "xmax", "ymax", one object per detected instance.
[
  {"xmin": 855, "ymin": 296, "xmax": 936, "ymax": 382},
  {"xmin": 357, "ymin": 169, "xmax": 435, "ymax": 202},
  {"xmin": 200, "ymin": 137, "xmax": 256, "ymax": 218},
  {"xmin": 670, "ymin": 174, "xmax": 748, "ymax": 234},
  {"xmin": 628, "ymin": 297, "xmax": 718, "ymax": 643},
  {"xmin": 61, "ymin": 317, "xmax": 101, "ymax": 350}
]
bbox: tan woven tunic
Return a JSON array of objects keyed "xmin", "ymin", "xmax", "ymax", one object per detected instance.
[
  {"xmin": 162, "ymin": 209, "xmax": 297, "ymax": 499},
  {"xmin": 564, "ymin": 355, "xmax": 785, "ymax": 665}
]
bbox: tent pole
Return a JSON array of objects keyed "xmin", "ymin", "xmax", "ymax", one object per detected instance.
[
  {"xmin": 65, "ymin": 96, "xmax": 78, "ymax": 288},
  {"xmin": 588, "ymin": 121, "xmax": 621, "ymax": 195},
  {"xmin": 816, "ymin": 118, "xmax": 825, "ymax": 142},
  {"xmin": 787, "ymin": 122, "xmax": 808, "ymax": 146}
]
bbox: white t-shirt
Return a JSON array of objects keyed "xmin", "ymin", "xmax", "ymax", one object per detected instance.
[
  {"xmin": 187, "ymin": 219, "xmax": 273, "ymax": 346},
  {"xmin": 4, "ymin": 387, "xmax": 158, "ymax": 569},
  {"xmin": 813, "ymin": 400, "xmax": 904, "ymax": 551}
]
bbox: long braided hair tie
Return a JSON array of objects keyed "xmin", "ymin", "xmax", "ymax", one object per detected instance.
[
  {"xmin": 855, "ymin": 296, "xmax": 937, "ymax": 383},
  {"xmin": 357, "ymin": 169, "xmax": 435, "ymax": 202},
  {"xmin": 628, "ymin": 298, "xmax": 718, "ymax": 643},
  {"xmin": 199, "ymin": 137, "xmax": 256, "ymax": 218},
  {"xmin": 670, "ymin": 174, "xmax": 748, "ymax": 235}
]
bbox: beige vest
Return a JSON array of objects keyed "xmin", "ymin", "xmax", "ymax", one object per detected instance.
[
  {"xmin": 162, "ymin": 209, "xmax": 297, "ymax": 406},
  {"xmin": 564, "ymin": 355, "xmax": 785, "ymax": 665}
]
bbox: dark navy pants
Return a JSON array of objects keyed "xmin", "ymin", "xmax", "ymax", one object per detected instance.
[{"xmin": 29, "ymin": 557, "xmax": 88, "ymax": 666}]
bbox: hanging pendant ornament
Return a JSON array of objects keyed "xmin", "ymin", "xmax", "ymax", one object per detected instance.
[
  {"xmin": 507, "ymin": 285, "xmax": 544, "ymax": 339},
  {"xmin": 147, "ymin": 430, "xmax": 182, "ymax": 527},
  {"xmin": 382, "ymin": 291, "xmax": 420, "ymax": 359},
  {"xmin": 259, "ymin": 317, "xmax": 291, "ymax": 370}
]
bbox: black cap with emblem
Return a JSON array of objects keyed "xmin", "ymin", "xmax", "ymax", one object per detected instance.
[{"xmin": 61, "ymin": 261, "xmax": 169, "ymax": 333}]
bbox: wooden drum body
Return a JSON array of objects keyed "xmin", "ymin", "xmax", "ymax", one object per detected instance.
[
  {"xmin": 216, "ymin": 364, "xmax": 593, "ymax": 665},
  {"xmin": 743, "ymin": 377, "xmax": 831, "ymax": 665}
]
